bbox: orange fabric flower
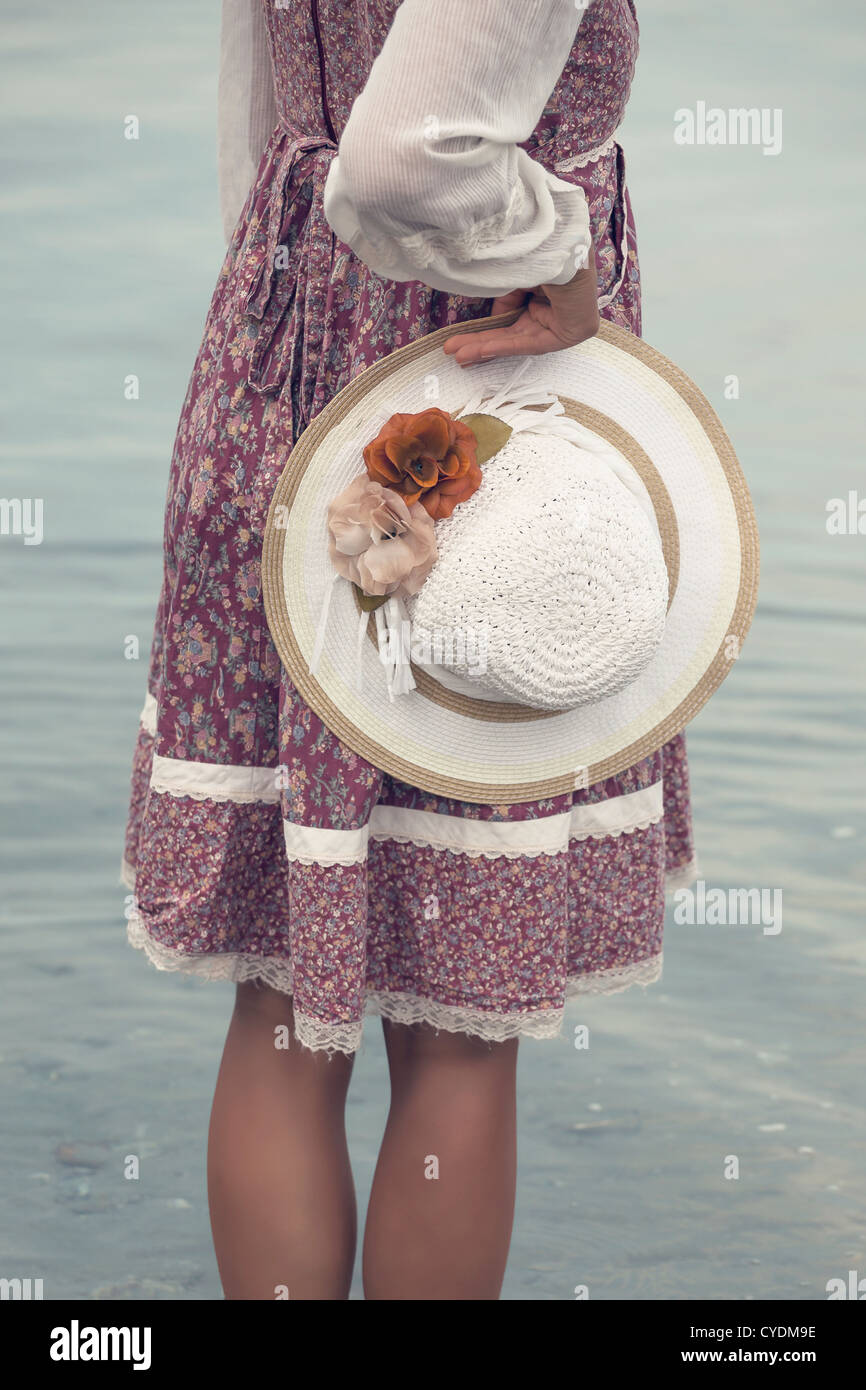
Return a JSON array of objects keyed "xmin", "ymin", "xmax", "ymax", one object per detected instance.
[{"xmin": 363, "ymin": 407, "xmax": 481, "ymax": 521}]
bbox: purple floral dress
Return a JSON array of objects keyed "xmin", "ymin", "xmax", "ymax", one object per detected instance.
[{"xmin": 124, "ymin": 0, "xmax": 696, "ymax": 1054}]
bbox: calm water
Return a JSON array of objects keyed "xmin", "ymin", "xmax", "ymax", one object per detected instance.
[{"xmin": 1, "ymin": 0, "xmax": 864, "ymax": 1300}]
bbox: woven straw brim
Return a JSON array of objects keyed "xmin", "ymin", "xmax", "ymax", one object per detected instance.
[{"xmin": 262, "ymin": 317, "xmax": 759, "ymax": 803}]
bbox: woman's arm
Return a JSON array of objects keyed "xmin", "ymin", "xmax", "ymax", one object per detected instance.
[
  {"xmin": 322, "ymin": 0, "xmax": 591, "ymax": 299},
  {"xmin": 218, "ymin": 0, "xmax": 277, "ymax": 245}
]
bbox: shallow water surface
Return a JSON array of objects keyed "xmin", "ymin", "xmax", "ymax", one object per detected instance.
[{"xmin": 0, "ymin": 0, "xmax": 864, "ymax": 1300}]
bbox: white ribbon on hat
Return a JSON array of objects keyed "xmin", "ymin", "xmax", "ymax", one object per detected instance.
[{"xmin": 458, "ymin": 359, "xmax": 661, "ymax": 538}]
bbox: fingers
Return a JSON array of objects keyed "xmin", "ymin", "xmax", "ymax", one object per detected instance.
[
  {"xmin": 488, "ymin": 288, "xmax": 530, "ymax": 316},
  {"xmin": 443, "ymin": 324, "xmax": 554, "ymax": 367},
  {"xmin": 441, "ymin": 289, "xmax": 529, "ymax": 365}
]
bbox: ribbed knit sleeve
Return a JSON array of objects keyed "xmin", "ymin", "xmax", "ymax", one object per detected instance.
[
  {"xmin": 322, "ymin": 0, "xmax": 592, "ymax": 298},
  {"xmin": 218, "ymin": 0, "xmax": 277, "ymax": 245}
]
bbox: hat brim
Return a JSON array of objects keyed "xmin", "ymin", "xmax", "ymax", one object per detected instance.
[{"xmin": 263, "ymin": 318, "xmax": 759, "ymax": 803}]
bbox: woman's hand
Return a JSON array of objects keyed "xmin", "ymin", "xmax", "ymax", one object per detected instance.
[{"xmin": 442, "ymin": 246, "xmax": 600, "ymax": 368}]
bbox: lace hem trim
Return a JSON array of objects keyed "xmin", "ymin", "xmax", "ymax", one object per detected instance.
[
  {"xmin": 126, "ymin": 915, "xmax": 661, "ymax": 1054},
  {"xmin": 665, "ymin": 856, "xmax": 700, "ymax": 893},
  {"xmin": 563, "ymin": 953, "xmax": 662, "ymax": 998},
  {"xmin": 127, "ymin": 914, "xmax": 297, "ymax": 992},
  {"xmin": 149, "ymin": 787, "xmax": 280, "ymax": 805},
  {"xmin": 369, "ymin": 813, "xmax": 662, "ymax": 859},
  {"xmin": 554, "ymin": 134, "xmax": 617, "ymax": 171}
]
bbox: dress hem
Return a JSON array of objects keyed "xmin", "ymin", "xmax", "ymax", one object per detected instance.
[
  {"xmin": 664, "ymin": 856, "xmax": 700, "ymax": 892},
  {"xmin": 126, "ymin": 912, "xmax": 662, "ymax": 1054}
]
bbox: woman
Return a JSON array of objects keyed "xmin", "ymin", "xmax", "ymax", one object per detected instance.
[{"xmin": 124, "ymin": 0, "xmax": 695, "ymax": 1300}]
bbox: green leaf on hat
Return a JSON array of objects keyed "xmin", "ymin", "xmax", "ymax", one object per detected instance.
[
  {"xmin": 458, "ymin": 413, "xmax": 513, "ymax": 465},
  {"xmin": 352, "ymin": 583, "xmax": 388, "ymax": 612}
]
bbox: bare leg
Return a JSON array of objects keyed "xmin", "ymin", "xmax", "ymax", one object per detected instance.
[
  {"xmin": 363, "ymin": 1020, "xmax": 519, "ymax": 1300},
  {"xmin": 207, "ymin": 981, "xmax": 356, "ymax": 1300}
]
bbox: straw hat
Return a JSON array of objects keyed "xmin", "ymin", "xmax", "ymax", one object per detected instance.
[{"xmin": 262, "ymin": 316, "xmax": 759, "ymax": 803}]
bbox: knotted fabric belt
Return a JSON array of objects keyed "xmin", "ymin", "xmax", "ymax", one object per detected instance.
[
  {"xmin": 241, "ymin": 124, "xmax": 626, "ymax": 410},
  {"xmin": 244, "ymin": 131, "xmax": 337, "ymax": 402}
]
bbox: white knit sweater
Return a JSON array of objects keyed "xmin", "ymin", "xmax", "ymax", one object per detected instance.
[{"xmin": 218, "ymin": 0, "xmax": 592, "ymax": 298}]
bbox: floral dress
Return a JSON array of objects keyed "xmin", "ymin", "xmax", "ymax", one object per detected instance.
[{"xmin": 124, "ymin": 0, "xmax": 696, "ymax": 1054}]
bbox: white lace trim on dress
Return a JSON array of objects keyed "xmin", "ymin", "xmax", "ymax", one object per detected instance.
[
  {"xmin": 127, "ymin": 913, "xmax": 296, "ymax": 992},
  {"xmin": 126, "ymin": 912, "xmax": 662, "ymax": 1054},
  {"xmin": 149, "ymin": 752, "xmax": 281, "ymax": 804},
  {"xmin": 139, "ymin": 763, "xmax": 663, "ymax": 859},
  {"xmin": 554, "ymin": 133, "xmax": 617, "ymax": 171},
  {"xmin": 369, "ymin": 782, "xmax": 663, "ymax": 859},
  {"xmin": 283, "ymin": 820, "xmax": 369, "ymax": 865}
]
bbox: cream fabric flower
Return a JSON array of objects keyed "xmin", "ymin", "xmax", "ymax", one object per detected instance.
[{"xmin": 327, "ymin": 476, "xmax": 437, "ymax": 597}]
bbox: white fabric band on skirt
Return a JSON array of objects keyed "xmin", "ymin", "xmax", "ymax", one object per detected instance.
[{"xmin": 144, "ymin": 750, "xmax": 663, "ymax": 862}]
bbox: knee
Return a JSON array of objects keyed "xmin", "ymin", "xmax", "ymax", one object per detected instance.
[
  {"xmin": 234, "ymin": 979, "xmax": 295, "ymax": 1029},
  {"xmin": 385, "ymin": 1020, "xmax": 519, "ymax": 1071},
  {"xmin": 384, "ymin": 1025, "xmax": 518, "ymax": 1140},
  {"xmin": 232, "ymin": 982, "xmax": 354, "ymax": 1088}
]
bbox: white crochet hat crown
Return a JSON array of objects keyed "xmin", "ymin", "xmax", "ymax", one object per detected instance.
[
  {"xmin": 263, "ymin": 318, "xmax": 759, "ymax": 803},
  {"xmin": 405, "ymin": 375, "xmax": 669, "ymax": 711}
]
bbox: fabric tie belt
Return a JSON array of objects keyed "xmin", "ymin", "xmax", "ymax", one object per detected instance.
[
  {"xmin": 244, "ymin": 131, "xmax": 337, "ymax": 405},
  {"xmin": 241, "ymin": 123, "xmax": 626, "ymax": 414}
]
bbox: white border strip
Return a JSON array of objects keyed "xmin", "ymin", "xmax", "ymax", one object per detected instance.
[
  {"xmin": 370, "ymin": 804, "xmax": 570, "ymax": 857},
  {"xmin": 370, "ymin": 782, "xmax": 662, "ymax": 856},
  {"xmin": 283, "ymin": 820, "xmax": 370, "ymax": 866},
  {"xmin": 150, "ymin": 753, "xmax": 281, "ymax": 804},
  {"xmin": 569, "ymin": 781, "xmax": 663, "ymax": 840},
  {"xmin": 146, "ymin": 755, "xmax": 662, "ymax": 858},
  {"xmin": 554, "ymin": 133, "xmax": 617, "ymax": 171}
]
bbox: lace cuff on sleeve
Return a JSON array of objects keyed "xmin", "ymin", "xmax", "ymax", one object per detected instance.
[
  {"xmin": 322, "ymin": 0, "xmax": 592, "ymax": 298},
  {"xmin": 324, "ymin": 147, "xmax": 590, "ymax": 298}
]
